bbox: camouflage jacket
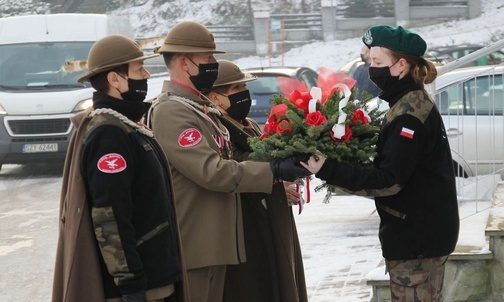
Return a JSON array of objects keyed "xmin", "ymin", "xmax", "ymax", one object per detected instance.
[{"xmin": 317, "ymin": 77, "xmax": 459, "ymax": 261}]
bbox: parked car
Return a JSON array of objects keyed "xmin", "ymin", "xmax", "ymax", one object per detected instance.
[
  {"xmin": 339, "ymin": 57, "xmax": 363, "ymax": 77},
  {"xmin": 429, "ymin": 65, "xmax": 504, "ymax": 177},
  {"xmin": 243, "ymin": 66, "xmax": 319, "ymax": 124},
  {"xmin": 424, "ymin": 49, "xmax": 454, "ymax": 65},
  {"xmin": 429, "ymin": 44, "xmax": 504, "ymax": 67}
]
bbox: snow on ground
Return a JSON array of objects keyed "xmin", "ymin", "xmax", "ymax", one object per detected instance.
[
  {"xmin": 0, "ymin": 163, "xmax": 494, "ymax": 301},
  {"xmin": 294, "ymin": 178, "xmax": 382, "ymax": 301}
]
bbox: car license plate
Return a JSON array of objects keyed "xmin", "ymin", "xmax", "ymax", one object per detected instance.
[{"xmin": 22, "ymin": 143, "xmax": 58, "ymax": 153}]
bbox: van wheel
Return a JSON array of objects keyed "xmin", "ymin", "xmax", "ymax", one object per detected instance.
[{"xmin": 452, "ymin": 161, "xmax": 468, "ymax": 178}]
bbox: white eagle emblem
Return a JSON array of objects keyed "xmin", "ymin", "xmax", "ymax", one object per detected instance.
[
  {"xmin": 106, "ymin": 159, "xmax": 118, "ymax": 169},
  {"xmin": 364, "ymin": 29, "xmax": 373, "ymax": 46},
  {"xmin": 97, "ymin": 153, "xmax": 127, "ymax": 173},
  {"xmin": 185, "ymin": 132, "xmax": 195, "ymax": 143},
  {"xmin": 178, "ymin": 128, "xmax": 202, "ymax": 147}
]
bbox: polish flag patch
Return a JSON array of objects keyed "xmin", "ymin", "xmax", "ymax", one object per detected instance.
[
  {"xmin": 97, "ymin": 153, "xmax": 127, "ymax": 173},
  {"xmin": 400, "ymin": 127, "xmax": 415, "ymax": 139},
  {"xmin": 178, "ymin": 128, "xmax": 202, "ymax": 147}
]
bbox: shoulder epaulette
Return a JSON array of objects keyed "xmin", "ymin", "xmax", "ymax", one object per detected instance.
[
  {"xmin": 83, "ymin": 113, "xmax": 132, "ymax": 142},
  {"xmin": 385, "ymin": 90, "xmax": 434, "ymax": 125}
]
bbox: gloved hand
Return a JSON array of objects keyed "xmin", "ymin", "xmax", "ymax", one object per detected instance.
[
  {"xmin": 270, "ymin": 154, "xmax": 312, "ymax": 182},
  {"xmin": 121, "ymin": 291, "xmax": 147, "ymax": 302}
]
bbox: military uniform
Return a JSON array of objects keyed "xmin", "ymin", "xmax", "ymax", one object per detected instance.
[
  {"xmin": 219, "ymin": 115, "xmax": 308, "ymax": 302},
  {"xmin": 52, "ymin": 34, "xmax": 187, "ymax": 302},
  {"xmin": 314, "ymin": 25, "xmax": 460, "ymax": 302},
  {"xmin": 148, "ymin": 21, "xmax": 311, "ymax": 302},
  {"xmin": 317, "ymin": 77, "xmax": 459, "ymax": 260},
  {"xmin": 149, "ymin": 80, "xmax": 274, "ymax": 301},
  {"xmin": 53, "ymin": 93, "xmax": 185, "ymax": 302},
  {"xmin": 317, "ymin": 75, "xmax": 459, "ymax": 301},
  {"xmin": 84, "ymin": 93, "xmax": 183, "ymax": 299}
]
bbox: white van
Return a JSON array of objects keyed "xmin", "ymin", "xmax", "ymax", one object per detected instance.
[{"xmin": 0, "ymin": 14, "xmax": 134, "ymax": 171}]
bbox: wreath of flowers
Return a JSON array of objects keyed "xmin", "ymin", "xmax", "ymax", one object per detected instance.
[{"xmin": 248, "ymin": 67, "xmax": 385, "ymax": 206}]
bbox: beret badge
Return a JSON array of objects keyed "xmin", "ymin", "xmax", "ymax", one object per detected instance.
[{"xmin": 363, "ymin": 29, "xmax": 373, "ymax": 46}]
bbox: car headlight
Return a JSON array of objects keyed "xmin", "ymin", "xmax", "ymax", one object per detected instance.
[
  {"xmin": 0, "ymin": 103, "xmax": 6, "ymax": 115},
  {"xmin": 72, "ymin": 98, "xmax": 93, "ymax": 112}
]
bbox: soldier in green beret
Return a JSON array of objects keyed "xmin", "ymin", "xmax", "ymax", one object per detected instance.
[{"xmin": 302, "ymin": 24, "xmax": 460, "ymax": 301}]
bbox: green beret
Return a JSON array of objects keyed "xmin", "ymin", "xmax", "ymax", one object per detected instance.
[{"xmin": 362, "ymin": 25, "xmax": 426, "ymax": 57}]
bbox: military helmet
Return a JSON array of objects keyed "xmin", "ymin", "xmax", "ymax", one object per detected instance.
[
  {"xmin": 213, "ymin": 60, "xmax": 256, "ymax": 88},
  {"xmin": 78, "ymin": 34, "xmax": 159, "ymax": 83},
  {"xmin": 156, "ymin": 21, "xmax": 226, "ymax": 54}
]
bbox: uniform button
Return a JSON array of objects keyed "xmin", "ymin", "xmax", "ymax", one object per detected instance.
[{"xmin": 61, "ymin": 216, "xmax": 66, "ymax": 224}]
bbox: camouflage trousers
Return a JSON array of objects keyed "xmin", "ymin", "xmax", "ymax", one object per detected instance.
[{"xmin": 385, "ymin": 256, "xmax": 449, "ymax": 302}]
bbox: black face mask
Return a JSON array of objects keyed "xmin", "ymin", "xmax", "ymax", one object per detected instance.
[
  {"xmin": 368, "ymin": 63, "xmax": 400, "ymax": 93},
  {"xmin": 225, "ymin": 90, "xmax": 252, "ymax": 121},
  {"xmin": 119, "ymin": 77, "xmax": 148, "ymax": 103},
  {"xmin": 186, "ymin": 57, "xmax": 219, "ymax": 93}
]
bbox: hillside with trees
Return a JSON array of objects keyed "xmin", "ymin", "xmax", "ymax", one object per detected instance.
[{"xmin": 0, "ymin": 0, "xmax": 324, "ymax": 36}]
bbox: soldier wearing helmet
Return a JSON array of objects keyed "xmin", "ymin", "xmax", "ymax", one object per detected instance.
[
  {"xmin": 52, "ymin": 34, "xmax": 187, "ymax": 302},
  {"xmin": 146, "ymin": 22, "xmax": 310, "ymax": 302},
  {"xmin": 205, "ymin": 59, "xmax": 309, "ymax": 302}
]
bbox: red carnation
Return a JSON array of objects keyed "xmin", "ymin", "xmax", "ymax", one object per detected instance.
[
  {"xmin": 351, "ymin": 109, "xmax": 369, "ymax": 125},
  {"xmin": 330, "ymin": 125, "xmax": 352, "ymax": 142},
  {"xmin": 306, "ymin": 111, "xmax": 327, "ymax": 126}
]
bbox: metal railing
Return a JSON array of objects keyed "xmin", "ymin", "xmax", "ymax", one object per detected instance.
[
  {"xmin": 206, "ymin": 25, "xmax": 254, "ymax": 41},
  {"xmin": 410, "ymin": 0, "xmax": 468, "ymax": 6},
  {"xmin": 336, "ymin": 2, "xmax": 395, "ymax": 18},
  {"xmin": 270, "ymin": 13, "xmax": 322, "ymax": 30}
]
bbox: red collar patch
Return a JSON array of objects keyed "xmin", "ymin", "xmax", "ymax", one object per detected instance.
[
  {"xmin": 97, "ymin": 153, "xmax": 127, "ymax": 173},
  {"xmin": 178, "ymin": 128, "xmax": 202, "ymax": 147}
]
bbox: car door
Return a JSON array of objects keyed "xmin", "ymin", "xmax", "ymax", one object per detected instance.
[
  {"xmin": 437, "ymin": 73, "xmax": 504, "ymax": 176},
  {"xmin": 298, "ymin": 68, "xmax": 318, "ymax": 88}
]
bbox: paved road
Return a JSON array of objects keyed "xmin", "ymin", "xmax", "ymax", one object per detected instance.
[
  {"xmin": 0, "ymin": 163, "xmax": 62, "ymax": 302},
  {"xmin": 0, "ymin": 163, "xmax": 382, "ymax": 302}
]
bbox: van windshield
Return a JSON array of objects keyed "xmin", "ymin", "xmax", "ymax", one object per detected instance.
[{"xmin": 0, "ymin": 42, "xmax": 93, "ymax": 90}]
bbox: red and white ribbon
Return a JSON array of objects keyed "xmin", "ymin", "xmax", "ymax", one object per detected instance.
[
  {"xmin": 308, "ymin": 87, "xmax": 322, "ymax": 114},
  {"xmin": 331, "ymin": 83, "xmax": 352, "ymax": 139},
  {"xmin": 296, "ymin": 177, "xmax": 311, "ymax": 215}
]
